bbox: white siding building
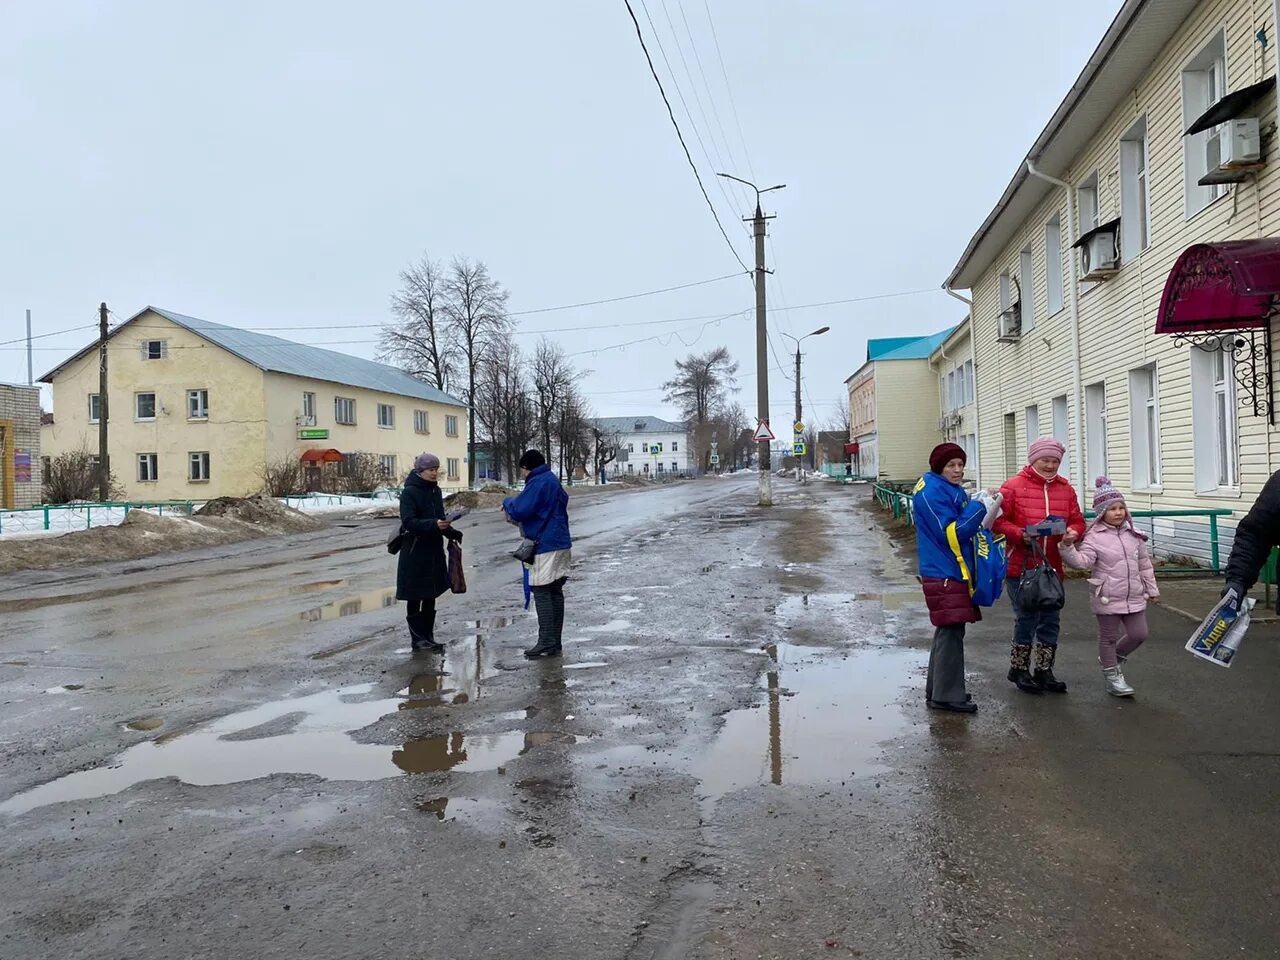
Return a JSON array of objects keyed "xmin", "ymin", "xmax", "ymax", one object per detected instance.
[
  {"xmin": 592, "ymin": 416, "xmax": 693, "ymax": 477},
  {"xmin": 946, "ymin": 0, "xmax": 1280, "ymax": 567}
]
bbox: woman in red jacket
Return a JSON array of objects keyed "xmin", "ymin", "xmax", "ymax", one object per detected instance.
[{"xmin": 993, "ymin": 437, "xmax": 1086, "ymax": 694}]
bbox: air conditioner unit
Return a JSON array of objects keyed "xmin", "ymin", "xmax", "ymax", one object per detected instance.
[
  {"xmin": 997, "ymin": 305, "xmax": 1022, "ymax": 342},
  {"xmin": 1081, "ymin": 231, "xmax": 1119, "ymax": 280},
  {"xmin": 1221, "ymin": 117, "xmax": 1262, "ymax": 168}
]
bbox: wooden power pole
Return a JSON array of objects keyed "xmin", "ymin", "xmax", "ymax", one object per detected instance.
[{"xmin": 98, "ymin": 302, "xmax": 110, "ymax": 501}]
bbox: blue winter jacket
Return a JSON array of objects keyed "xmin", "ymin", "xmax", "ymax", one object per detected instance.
[
  {"xmin": 502, "ymin": 464, "xmax": 572, "ymax": 554},
  {"xmin": 912, "ymin": 471, "xmax": 986, "ymax": 581}
]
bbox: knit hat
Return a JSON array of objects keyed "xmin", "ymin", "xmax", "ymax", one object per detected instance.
[
  {"xmin": 929, "ymin": 442, "xmax": 966, "ymax": 475},
  {"xmin": 518, "ymin": 449, "xmax": 546, "ymax": 470},
  {"xmin": 1093, "ymin": 476, "xmax": 1126, "ymax": 513},
  {"xmin": 413, "ymin": 452, "xmax": 440, "ymax": 472},
  {"xmin": 1027, "ymin": 436, "xmax": 1066, "ymax": 465}
]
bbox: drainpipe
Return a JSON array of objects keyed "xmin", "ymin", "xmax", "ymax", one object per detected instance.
[
  {"xmin": 1026, "ymin": 159, "xmax": 1087, "ymax": 509},
  {"xmin": 944, "ymin": 286, "xmax": 980, "ymax": 486}
]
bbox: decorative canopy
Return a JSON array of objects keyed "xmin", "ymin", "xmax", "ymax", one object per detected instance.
[
  {"xmin": 299, "ymin": 448, "xmax": 344, "ymax": 464},
  {"xmin": 1155, "ymin": 240, "xmax": 1280, "ymax": 335}
]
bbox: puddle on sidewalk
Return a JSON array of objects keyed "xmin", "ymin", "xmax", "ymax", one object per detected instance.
[
  {"xmin": 301, "ymin": 587, "xmax": 398, "ymax": 623},
  {"xmin": 0, "ymin": 683, "xmax": 549, "ymax": 817},
  {"xmin": 694, "ymin": 643, "xmax": 921, "ymax": 810},
  {"xmin": 124, "ymin": 717, "xmax": 163, "ymax": 732},
  {"xmin": 414, "ymin": 795, "xmax": 504, "ymax": 824}
]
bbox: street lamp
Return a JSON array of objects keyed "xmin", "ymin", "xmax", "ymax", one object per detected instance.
[
  {"xmin": 779, "ymin": 326, "xmax": 830, "ymax": 482},
  {"xmin": 716, "ymin": 173, "xmax": 786, "ymax": 506}
]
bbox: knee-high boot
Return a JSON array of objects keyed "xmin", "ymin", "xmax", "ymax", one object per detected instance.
[
  {"xmin": 550, "ymin": 579, "xmax": 566, "ymax": 651},
  {"xmin": 525, "ymin": 587, "xmax": 561, "ymax": 658}
]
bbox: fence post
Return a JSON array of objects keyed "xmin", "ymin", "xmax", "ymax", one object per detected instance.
[
  {"xmin": 44, "ymin": 505, "xmax": 50, "ymax": 530},
  {"xmin": 87, "ymin": 505, "xmax": 92, "ymax": 529},
  {"xmin": 1210, "ymin": 513, "xmax": 1221, "ymax": 574}
]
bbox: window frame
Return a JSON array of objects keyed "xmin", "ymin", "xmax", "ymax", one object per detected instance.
[
  {"xmin": 1085, "ymin": 381, "xmax": 1108, "ymax": 482},
  {"xmin": 445, "ymin": 414, "xmax": 459, "ymax": 437},
  {"xmin": 88, "ymin": 393, "xmax": 102, "ymax": 424},
  {"xmin": 135, "ymin": 392, "xmax": 157, "ymax": 421},
  {"xmin": 1120, "ymin": 116, "xmax": 1152, "ymax": 260},
  {"xmin": 413, "ymin": 409, "xmax": 430, "ymax": 435},
  {"xmin": 379, "ymin": 454, "xmax": 397, "ymax": 478},
  {"xmin": 1019, "ymin": 247, "xmax": 1036, "ymax": 332},
  {"xmin": 1076, "ymin": 173, "xmax": 1099, "ymax": 237},
  {"xmin": 186, "ymin": 388, "xmax": 209, "ymax": 421},
  {"xmin": 1181, "ymin": 30, "xmax": 1230, "ymax": 218},
  {"xmin": 137, "ymin": 452, "xmax": 159, "ymax": 482},
  {"xmin": 446, "ymin": 457, "xmax": 461, "ymax": 480},
  {"xmin": 302, "ymin": 392, "xmax": 317, "ymax": 425},
  {"xmin": 141, "ymin": 340, "xmax": 168, "ymax": 361},
  {"xmin": 334, "ymin": 396, "xmax": 356, "ymax": 426},
  {"xmin": 1128, "ymin": 364, "xmax": 1163, "ymax": 491},
  {"xmin": 188, "ymin": 451, "xmax": 211, "ymax": 482},
  {"xmin": 376, "ymin": 403, "xmax": 395, "ymax": 429},
  {"xmin": 1190, "ymin": 344, "xmax": 1239, "ymax": 492},
  {"xmin": 1045, "ymin": 215, "xmax": 1064, "ymax": 316}
]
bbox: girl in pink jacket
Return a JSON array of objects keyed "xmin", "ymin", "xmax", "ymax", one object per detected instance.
[{"xmin": 1060, "ymin": 477, "xmax": 1159, "ymax": 697}]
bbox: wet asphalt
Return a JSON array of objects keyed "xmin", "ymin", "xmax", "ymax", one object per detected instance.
[{"xmin": 1, "ymin": 476, "xmax": 1278, "ymax": 959}]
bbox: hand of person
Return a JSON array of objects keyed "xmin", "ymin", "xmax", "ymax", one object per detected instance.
[
  {"xmin": 437, "ymin": 520, "xmax": 452, "ymax": 531},
  {"xmin": 1147, "ymin": 594, "xmax": 1160, "ymax": 604},
  {"xmin": 1221, "ymin": 583, "xmax": 1245, "ymax": 610},
  {"xmin": 1022, "ymin": 532, "xmax": 1036, "ymax": 545},
  {"xmin": 1061, "ymin": 529, "xmax": 1079, "ymax": 547}
]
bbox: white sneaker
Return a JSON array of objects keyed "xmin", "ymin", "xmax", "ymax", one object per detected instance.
[{"xmin": 1102, "ymin": 665, "xmax": 1134, "ymax": 697}]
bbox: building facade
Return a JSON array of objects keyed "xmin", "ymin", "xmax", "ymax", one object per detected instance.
[
  {"xmin": 41, "ymin": 307, "xmax": 469, "ymax": 500},
  {"xmin": 929, "ymin": 319, "xmax": 979, "ymax": 478},
  {"xmin": 0, "ymin": 383, "xmax": 41, "ymax": 509},
  {"xmin": 946, "ymin": 0, "xmax": 1280, "ymax": 565},
  {"xmin": 845, "ymin": 328, "xmax": 956, "ymax": 481},
  {"xmin": 591, "ymin": 416, "xmax": 692, "ymax": 477}
]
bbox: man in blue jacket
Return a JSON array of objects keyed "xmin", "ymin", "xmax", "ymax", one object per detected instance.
[
  {"xmin": 503, "ymin": 450, "xmax": 573, "ymax": 658},
  {"xmin": 912, "ymin": 443, "xmax": 988, "ymax": 714}
]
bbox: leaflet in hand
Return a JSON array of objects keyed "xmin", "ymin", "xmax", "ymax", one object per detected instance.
[
  {"xmin": 1025, "ymin": 516, "xmax": 1067, "ymax": 538},
  {"xmin": 445, "ymin": 508, "xmax": 471, "ymax": 524},
  {"xmin": 1185, "ymin": 594, "xmax": 1254, "ymax": 668}
]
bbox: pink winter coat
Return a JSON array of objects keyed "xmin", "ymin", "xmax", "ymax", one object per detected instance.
[{"xmin": 1060, "ymin": 518, "xmax": 1159, "ymax": 615}]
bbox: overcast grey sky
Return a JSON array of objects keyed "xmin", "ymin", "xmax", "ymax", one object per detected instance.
[{"xmin": 0, "ymin": 1, "xmax": 1123, "ymax": 426}]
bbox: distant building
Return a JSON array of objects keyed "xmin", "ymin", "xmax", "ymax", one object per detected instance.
[
  {"xmin": 928, "ymin": 319, "xmax": 979, "ymax": 477},
  {"xmin": 845, "ymin": 327, "xmax": 957, "ymax": 482},
  {"xmin": 0, "ymin": 383, "xmax": 41, "ymax": 509},
  {"xmin": 591, "ymin": 416, "xmax": 692, "ymax": 477},
  {"xmin": 40, "ymin": 307, "xmax": 468, "ymax": 500}
]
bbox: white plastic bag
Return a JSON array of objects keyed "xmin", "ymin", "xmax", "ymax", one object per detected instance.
[
  {"xmin": 971, "ymin": 490, "xmax": 1004, "ymax": 531},
  {"xmin": 1185, "ymin": 594, "xmax": 1254, "ymax": 668}
]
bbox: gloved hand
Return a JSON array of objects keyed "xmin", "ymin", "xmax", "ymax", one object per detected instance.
[{"xmin": 1220, "ymin": 583, "xmax": 1245, "ymax": 610}]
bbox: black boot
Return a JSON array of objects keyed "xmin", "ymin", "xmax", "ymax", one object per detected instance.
[
  {"xmin": 408, "ymin": 607, "xmax": 443, "ymax": 653},
  {"xmin": 1033, "ymin": 644, "xmax": 1067, "ymax": 693},
  {"xmin": 524, "ymin": 588, "xmax": 561, "ymax": 658},
  {"xmin": 1007, "ymin": 643, "xmax": 1042, "ymax": 694},
  {"xmin": 549, "ymin": 579, "xmax": 566, "ymax": 656}
]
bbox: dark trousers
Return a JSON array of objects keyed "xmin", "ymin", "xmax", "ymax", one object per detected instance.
[
  {"xmin": 1006, "ymin": 576, "xmax": 1061, "ymax": 648},
  {"xmin": 406, "ymin": 597, "xmax": 436, "ymax": 644},
  {"xmin": 531, "ymin": 577, "xmax": 566, "ymax": 646},
  {"xmin": 926, "ymin": 623, "xmax": 967, "ymax": 704}
]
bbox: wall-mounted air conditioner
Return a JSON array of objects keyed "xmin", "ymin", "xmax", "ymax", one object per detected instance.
[
  {"xmin": 997, "ymin": 305, "xmax": 1022, "ymax": 342},
  {"xmin": 1220, "ymin": 117, "xmax": 1262, "ymax": 167},
  {"xmin": 1081, "ymin": 230, "xmax": 1120, "ymax": 280}
]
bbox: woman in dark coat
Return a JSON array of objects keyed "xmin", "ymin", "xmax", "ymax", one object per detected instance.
[{"xmin": 397, "ymin": 453, "xmax": 461, "ymax": 652}]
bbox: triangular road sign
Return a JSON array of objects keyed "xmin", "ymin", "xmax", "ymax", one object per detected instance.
[{"xmin": 753, "ymin": 420, "xmax": 775, "ymax": 442}]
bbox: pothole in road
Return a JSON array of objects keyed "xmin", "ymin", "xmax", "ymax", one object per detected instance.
[
  {"xmin": 415, "ymin": 795, "xmax": 504, "ymax": 824},
  {"xmin": 0, "ymin": 683, "xmax": 575, "ymax": 817},
  {"xmin": 124, "ymin": 717, "xmax": 163, "ymax": 732}
]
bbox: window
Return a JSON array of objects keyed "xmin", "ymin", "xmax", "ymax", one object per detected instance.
[
  {"xmin": 671, "ymin": 462, "xmax": 678, "ymax": 472},
  {"xmin": 1003, "ymin": 413, "xmax": 1018, "ymax": 478},
  {"xmin": 187, "ymin": 389, "xmax": 209, "ymax": 420},
  {"xmin": 1191, "ymin": 344, "xmax": 1238, "ymax": 490},
  {"xmin": 1019, "ymin": 248, "xmax": 1035, "ymax": 332},
  {"xmin": 188, "ymin": 451, "xmax": 210, "ymax": 482},
  {"xmin": 140, "ymin": 340, "xmax": 168, "ymax": 360},
  {"xmin": 642, "ymin": 442, "xmax": 650, "ymax": 453},
  {"xmin": 1025, "ymin": 404, "xmax": 1040, "ymax": 444},
  {"xmin": 964, "ymin": 360, "xmax": 975, "ymax": 405},
  {"xmin": 336, "ymin": 454, "xmax": 354, "ymax": 478},
  {"xmin": 1120, "ymin": 116, "xmax": 1151, "ymax": 259},
  {"xmin": 414, "ymin": 409, "xmax": 429, "ymax": 434},
  {"xmin": 445, "ymin": 415, "xmax": 459, "ymax": 437},
  {"xmin": 1129, "ymin": 365, "xmax": 1162, "ymax": 489},
  {"xmin": 672, "ymin": 441, "xmax": 678, "ymax": 452},
  {"xmin": 627, "ymin": 463, "xmax": 634, "ymax": 474},
  {"xmin": 135, "ymin": 392, "xmax": 156, "ymax": 420},
  {"xmin": 138, "ymin": 453, "xmax": 158, "ymax": 482},
  {"xmin": 88, "ymin": 393, "xmax": 101, "ymax": 423},
  {"xmin": 945, "ymin": 370, "xmax": 957, "ymax": 412},
  {"xmin": 446, "ymin": 457, "xmax": 460, "ymax": 480},
  {"xmin": 1182, "ymin": 31, "xmax": 1229, "ymax": 216},
  {"xmin": 379, "ymin": 454, "xmax": 397, "ymax": 478},
  {"xmin": 999, "ymin": 271, "xmax": 1013, "ymax": 313},
  {"xmin": 657, "ymin": 462, "xmax": 665, "ymax": 473},
  {"xmin": 1077, "ymin": 174, "xmax": 1099, "ymax": 236},
  {"xmin": 963, "ymin": 433, "xmax": 978, "ymax": 477},
  {"xmin": 1085, "ymin": 382, "xmax": 1108, "ymax": 482},
  {"xmin": 1045, "ymin": 216, "xmax": 1064, "ymax": 316},
  {"xmin": 302, "ymin": 392, "xmax": 316, "ymax": 425},
  {"xmin": 627, "ymin": 443, "xmax": 634, "ymax": 453},
  {"xmin": 335, "ymin": 397, "xmax": 356, "ymax": 425},
  {"xmin": 377, "ymin": 403, "xmax": 395, "ymax": 428},
  {"xmin": 1052, "ymin": 395, "xmax": 1069, "ymax": 476}
]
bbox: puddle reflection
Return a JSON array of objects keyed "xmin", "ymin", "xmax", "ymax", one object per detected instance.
[{"xmin": 300, "ymin": 587, "xmax": 398, "ymax": 622}]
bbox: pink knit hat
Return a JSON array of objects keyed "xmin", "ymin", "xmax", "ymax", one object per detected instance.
[
  {"xmin": 1027, "ymin": 436, "xmax": 1066, "ymax": 465},
  {"xmin": 1093, "ymin": 476, "xmax": 1126, "ymax": 513}
]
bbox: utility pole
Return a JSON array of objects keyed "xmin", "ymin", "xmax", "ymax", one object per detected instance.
[
  {"xmin": 780, "ymin": 326, "xmax": 830, "ymax": 488},
  {"xmin": 718, "ymin": 173, "xmax": 785, "ymax": 508},
  {"xmin": 25, "ymin": 309, "xmax": 33, "ymax": 386},
  {"xmin": 98, "ymin": 302, "xmax": 110, "ymax": 501}
]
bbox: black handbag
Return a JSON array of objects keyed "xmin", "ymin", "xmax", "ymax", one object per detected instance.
[
  {"xmin": 1018, "ymin": 540, "xmax": 1065, "ymax": 611},
  {"xmin": 511, "ymin": 538, "xmax": 537, "ymax": 563},
  {"xmin": 387, "ymin": 525, "xmax": 405, "ymax": 555}
]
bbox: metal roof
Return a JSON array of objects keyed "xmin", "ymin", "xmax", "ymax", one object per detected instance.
[
  {"xmin": 873, "ymin": 326, "xmax": 958, "ymax": 361},
  {"xmin": 946, "ymin": 0, "xmax": 1201, "ymax": 289},
  {"xmin": 591, "ymin": 416, "xmax": 688, "ymax": 434},
  {"xmin": 41, "ymin": 307, "xmax": 467, "ymax": 408},
  {"xmin": 866, "ymin": 337, "xmax": 923, "ymax": 361}
]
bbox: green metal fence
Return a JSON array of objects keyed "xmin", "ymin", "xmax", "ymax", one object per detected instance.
[
  {"xmin": 0, "ymin": 500, "xmax": 195, "ymax": 536},
  {"xmin": 870, "ymin": 482, "xmax": 1233, "ymax": 574}
]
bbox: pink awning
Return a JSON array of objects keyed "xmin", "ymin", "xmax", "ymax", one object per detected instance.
[{"xmin": 1156, "ymin": 240, "xmax": 1280, "ymax": 334}]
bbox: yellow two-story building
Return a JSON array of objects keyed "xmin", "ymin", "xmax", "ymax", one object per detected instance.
[
  {"xmin": 947, "ymin": 0, "xmax": 1280, "ymax": 565},
  {"xmin": 41, "ymin": 307, "xmax": 469, "ymax": 500}
]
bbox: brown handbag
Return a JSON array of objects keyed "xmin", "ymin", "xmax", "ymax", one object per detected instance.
[{"xmin": 447, "ymin": 539, "xmax": 467, "ymax": 594}]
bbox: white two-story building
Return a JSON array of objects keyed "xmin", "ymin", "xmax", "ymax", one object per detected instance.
[{"xmin": 592, "ymin": 416, "xmax": 692, "ymax": 477}]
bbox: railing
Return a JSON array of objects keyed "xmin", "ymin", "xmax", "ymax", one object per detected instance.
[
  {"xmin": 0, "ymin": 500, "xmax": 195, "ymax": 536},
  {"xmin": 871, "ymin": 482, "xmax": 1233, "ymax": 574}
]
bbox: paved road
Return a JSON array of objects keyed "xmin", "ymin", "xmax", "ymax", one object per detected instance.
[{"xmin": 1, "ymin": 476, "xmax": 1277, "ymax": 959}]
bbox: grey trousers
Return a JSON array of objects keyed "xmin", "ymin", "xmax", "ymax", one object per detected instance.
[{"xmin": 926, "ymin": 623, "xmax": 967, "ymax": 704}]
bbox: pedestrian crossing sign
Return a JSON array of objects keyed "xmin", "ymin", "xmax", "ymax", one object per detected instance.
[{"xmin": 793, "ymin": 442, "xmax": 806, "ymax": 456}]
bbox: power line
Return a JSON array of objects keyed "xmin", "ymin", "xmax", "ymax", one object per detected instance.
[
  {"xmin": 623, "ymin": 0, "xmax": 749, "ymax": 273},
  {"xmin": 507, "ymin": 270, "xmax": 745, "ymax": 316},
  {"xmin": 673, "ymin": 0, "xmax": 740, "ymax": 181},
  {"xmin": 702, "ymin": 0, "xmax": 755, "ymax": 183},
  {"xmin": 0, "ymin": 322, "xmax": 96, "ymax": 347}
]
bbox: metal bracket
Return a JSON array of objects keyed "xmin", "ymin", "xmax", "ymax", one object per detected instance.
[{"xmin": 1170, "ymin": 322, "xmax": 1275, "ymax": 424}]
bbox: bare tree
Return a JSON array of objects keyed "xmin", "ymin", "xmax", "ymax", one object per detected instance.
[
  {"xmin": 42, "ymin": 449, "xmax": 121, "ymax": 503},
  {"xmin": 259, "ymin": 456, "xmax": 308, "ymax": 497},
  {"xmin": 591, "ymin": 426, "xmax": 623, "ymax": 481},
  {"xmin": 475, "ymin": 339, "xmax": 537, "ymax": 484},
  {"xmin": 663, "ymin": 347, "xmax": 739, "ymax": 470},
  {"xmin": 555, "ymin": 388, "xmax": 596, "ymax": 482},
  {"xmin": 530, "ymin": 338, "xmax": 582, "ymax": 465},
  {"xmin": 828, "ymin": 400, "xmax": 852, "ymax": 438},
  {"xmin": 444, "ymin": 257, "xmax": 513, "ymax": 485},
  {"xmin": 378, "ymin": 255, "xmax": 457, "ymax": 392}
]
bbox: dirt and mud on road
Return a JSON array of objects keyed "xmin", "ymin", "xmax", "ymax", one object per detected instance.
[{"xmin": 1, "ymin": 475, "xmax": 1277, "ymax": 959}]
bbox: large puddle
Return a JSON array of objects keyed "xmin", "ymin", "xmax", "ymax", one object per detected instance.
[{"xmin": 0, "ymin": 680, "xmax": 543, "ymax": 817}]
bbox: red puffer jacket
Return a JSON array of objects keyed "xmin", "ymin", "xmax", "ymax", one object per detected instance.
[{"xmin": 994, "ymin": 466, "xmax": 1086, "ymax": 578}]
